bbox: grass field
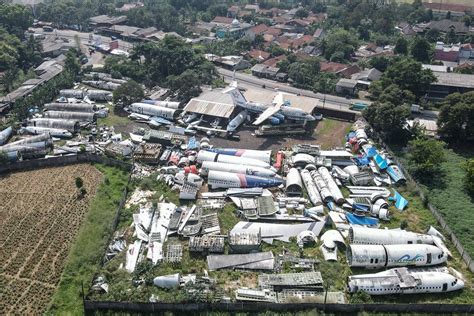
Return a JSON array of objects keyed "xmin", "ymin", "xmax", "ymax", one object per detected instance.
[
  {"xmin": 47, "ymin": 164, "xmax": 129, "ymax": 314},
  {"xmin": 396, "ymin": 147, "xmax": 474, "ymax": 258},
  {"xmin": 0, "ymin": 164, "xmax": 103, "ymax": 315},
  {"xmin": 395, "ymin": 0, "xmax": 473, "ymax": 5}
]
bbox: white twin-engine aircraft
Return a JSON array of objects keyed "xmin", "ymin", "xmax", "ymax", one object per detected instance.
[{"xmin": 222, "ymin": 82, "xmax": 315, "ymax": 125}]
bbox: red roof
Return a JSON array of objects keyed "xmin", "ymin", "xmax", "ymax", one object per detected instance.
[
  {"xmin": 211, "ymin": 16, "xmax": 233, "ymax": 25},
  {"xmin": 251, "ymin": 24, "xmax": 269, "ymax": 35},
  {"xmin": 423, "ymin": 2, "xmax": 473, "ymax": 13},
  {"xmin": 291, "ymin": 35, "xmax": 314, "ymax": 48},
  {"xmin": 265, "ymin": 28, "xmax": 282, "ymax": 37},
  {"xmin": 320, "ymin": 61, "xmax": 348, "ymax": 73},
  {"xmin": 263, "ymin": 55, "xmax": 286, "ymax": 67},
  {"xmin": 248, "ymin": 49, "xmax": 270, "ymax": 61}
]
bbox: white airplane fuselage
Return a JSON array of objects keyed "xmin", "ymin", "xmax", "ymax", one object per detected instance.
[{"xmin": 348, "ymin": 270, "xmax": 464, "ymax": 295}]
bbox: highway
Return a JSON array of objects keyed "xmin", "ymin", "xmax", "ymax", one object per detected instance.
[{"xmin": 217, "ymin": 67, "xmax": 371, "ymax": 108}]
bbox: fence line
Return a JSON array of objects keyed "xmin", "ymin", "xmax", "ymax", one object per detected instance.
[
  {"xmin": 83, "ymin": 301, "xmax": 474, "ymax": 314},
  {"xmin": 0, "ymin": 153, "xmax": 132, "ymax": 174},
  {"xmin": 374, "ymin": 135, "xmax": 474, "ymax": 273}
]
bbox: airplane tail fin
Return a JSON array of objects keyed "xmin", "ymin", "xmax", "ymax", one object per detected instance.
[{"xmin": 222, "ymin": 82, "xmax": 247, "ymax": 106}]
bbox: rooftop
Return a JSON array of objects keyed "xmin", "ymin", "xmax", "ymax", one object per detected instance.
[
  {"xmin": 431, "ymin": 71, "xmax": 474, "ymax": 89},
  {"xmin": 184, "ymin": 90, "xmax": 235, "ymax": 118}
]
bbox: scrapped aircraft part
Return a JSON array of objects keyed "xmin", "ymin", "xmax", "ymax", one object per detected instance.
[
  {"xmin": 129, "ymin": 103, "xmax": 179, "ymax": 120},
  {"xmin": 164, "ymin": 243, "xmax": 183, "ymax": 263},
  {"xmin": 86, "ymin": 89, "xmax": 113, "ymax": 101},
  {"xmin": 349, "ymin": 226, "xmax": 437, "ymax": 246},
  {"xmin": 318, "ymin": 167, "xmax": 345, "ymax": 204},
  {"xmin": 125, "ymin": 240, "xmax": 142, "ymax": 273},
  {"xmin": 200, "ymin": 161, "xmax": 277, "ymax": 178},
  {"xmin": 189, "ymin": 235, "xmax": 225, "ymax": 253},
  {"xmin": 227, "ymin": 110, "xmax": 248, "ymax": 132},
  {"xmin": 207, "ymin": 148, "xmax": 272, "ymax": 164},
  {"xmin": 153, "ymin": 273, "xmax": 180, "ymax": 289},
  {"xmin": 310, "ymin": 170, "xmax": 333, "ymax": 203},
  {"xmin": 29, "ymin": 118, "xmax": 79, "ymax": 132},
  {"xmin": 347, "ymin": 267, "xmax": 464, "ymax": 295},
  {"xmin": 0, "ymin": 126, "xmax": 13, "ymax": 145},
  {"xmin": 197, "ymin": 150, "xmax": 273, "ymax": 170},
  {"xmin": 343, "ymin": 165, "xmax": 359, "ymax": 176},
  {"xmin": 258, "ymin": 271, "xmax": 323, "ymax": 290},
  {"xmin": 390, "ymin": 190, "xmax": 409, "ymax": 210},
  {"xmin": 386, "ymin": 164, "xmax": 406, "ymax": 184},
  {"xmin": 291, "ymin": 153, "xmax": 316, "ymax": 167},
  {"xmin": 347, "ymin": 244, "xmax": 447, "ymax": 268},
  {"xmin": 207, "ymin": 251, "xmax": 275, "ymax": 271},
  {"xmin": 297, "ymin": 230, "xmax": 317, "ymax": 248},
  {"xmin": 207, "ymin": 170, "xmax": 283, "ymax": 189},
  {"xmin": 286, "ymin": 168, "xmax": 303, "ymax": 197},
  {"xmin": 426, "ymin": 226, "xmax": 445, "ymax": 241},
  {"xmin": 300, "ymin": 169, "xmax": 322, "ymax": 206},
  {"xmin": 44, "ymin": 110, "xmax": 96, "ymax": 122},
  {"xmin": 230, "ymin": 221, "xmax": 324, "ymax": 244}
]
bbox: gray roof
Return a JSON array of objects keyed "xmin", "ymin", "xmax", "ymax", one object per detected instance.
[
  {"xmin": 207, "ymin": 251, "xmax": 274, "ymax": 271},
  {"xmin": 432, "ymin": 71, "xmax": 474, "ymax": 89},
  {"xmin": 89, "ymin": 15, "xmax": 127, "ymax": 25},
  {"xmin": 184, "ymin": 90, "xmax": 235, "ymax": 118},
  {"xmin": 336, "ymin": 78, "xmax": 358, "ymax": 89},
  {"xmin": 258, "ymin": 272, "xmax": 323, "ymax": 288}
]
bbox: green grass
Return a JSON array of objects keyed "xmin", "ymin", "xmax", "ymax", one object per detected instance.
[
  {"xmin": 97, "ymin": 104, "xmax": 132, "ymax": 127},
  {"xmin": 47, "ymin": 164, "xmax": 129, "ymax": 315},
  {"xmin": 396, "ymin": 147, "xmax": 474, "ymax": 258}
]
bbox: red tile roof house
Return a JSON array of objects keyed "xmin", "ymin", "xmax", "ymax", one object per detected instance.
[
  {"xmin": 263, "ymin": 55, "xmax": 287, "ymax": 68},
  {"xmin": 248, "ymin": 49, "xmax": 271, "ymax": 62},
  {"xmin": 320, "ymin": 61, "xmax": 361, "ymax": 78},
  {"xmin": 247, "ymin": 24, "xmax": 269, "ymax": 41}
]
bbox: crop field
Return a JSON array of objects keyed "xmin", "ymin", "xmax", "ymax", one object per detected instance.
[{"xmin": 0, "ymin": 164, "xmax": 103, "ymax": 315}]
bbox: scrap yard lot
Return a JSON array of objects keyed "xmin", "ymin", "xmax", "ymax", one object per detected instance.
[{"xmin": 0, "ymin": 164, "xmax": 103, "ymax": 314}]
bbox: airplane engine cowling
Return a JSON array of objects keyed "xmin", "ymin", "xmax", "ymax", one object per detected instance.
[{"xmin": 270, "ymin": 116, "xmax": 281, "ymax": 125}]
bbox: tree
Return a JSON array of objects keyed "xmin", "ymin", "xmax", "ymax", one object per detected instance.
[
  {"xmin": 65, "ymin": 49, "xmax": 81, "ymax": 75},
  {"xmin": 363, "ymin": 101, "xmax": 411, "ymax": 142},
  {"xmin": 445, "ymin": 28, "xmax": 456, "ymax": 44},
  {"xmin": 411, "ymin": 36, "xmax": 432, "ymax": 63},
  {"xmin": 295, "ymin": 8, "xmax": 309, "ymax": 18},
  {"xmin": 437, "ymin": 92, "xmax": 474, "ymax": 143},
  {"xmin": 445, "ymin": 11, "xmax": 451, "ymax": 20},
  {"xmin": 377, "ymin": 57, "xmax": 436, "ymax": 98},
  {"xmin": 75, "ymin": 177, "xmax": 83, "ymax": 190},
  {"xmin": 425, "ymin": 28, "xmax": 440, "ymax": 42},
  {"xmin": 408, "ymin": 138, "xmax": 446, "ymax": 178},
  {"xmin": 113, "ymin": 80, "xmax": 144, "ymax": 107},
  {"xmin": 323, "ymin": 28, "xmax": 358, "ymax": 62},
  {"xmin": 167, "ymin": 69, "xmax": 202, "ymax": 102},
  {"xmin": 0, "ymin": 65, "xmax": 19, "ymax": 92},
  {"xmin": 394, "ymin": 37, "xmax": 408, "ymax": 55},
  {"xmin": 465, "ymin": 159, "xmax": 474, "ymax": 195}
]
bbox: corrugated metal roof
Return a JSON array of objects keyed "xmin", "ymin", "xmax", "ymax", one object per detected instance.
[{"xmin": 184, "ymin": 90, "xmax": 235, "ymax": 118}]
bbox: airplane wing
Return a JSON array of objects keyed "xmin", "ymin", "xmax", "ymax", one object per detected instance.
[
  {"xmin": 253, "ymin": 103, "xmax": 282, "ymax": 125},
  {"xmin": 273, "ymin": 92, "xmax": 285, "ymax": 107}
]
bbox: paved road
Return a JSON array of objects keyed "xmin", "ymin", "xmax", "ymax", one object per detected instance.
[{"xmin": 217, "ymin": 67, "xmax": 371, "ymax": 108}]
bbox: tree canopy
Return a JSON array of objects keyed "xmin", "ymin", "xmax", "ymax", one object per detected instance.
[
  {"xmin": 113, "ymin": 80, "xmax": 145, "ymax": 107},
  {"xmin": 408, "ymin": 137, "xmax": 446, "ymax": 179},
  {"xmin": 437, "ymin": 92, "xmax": 474, "ymax": 143}
]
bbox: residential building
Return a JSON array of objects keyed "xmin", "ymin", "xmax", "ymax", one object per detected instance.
[
  {"xmin": 434, "ymin": 42, "xmax": 460, "ymax": 62},
  {"xmin": 313, "ymin": 28, "xmax": 326, "ymax": 40},
  {"xmin": 247, "ymin": 24, "xmax": 270, "ymax": 41},
  {"xmin": 336, "ymin": 79, "xmax": 358, "ymax": 96},
  {"xmin": 424, "ymin": 19, "xmax": 473, "ymax": 36},
  {"xmin": 251, "ymin": 64, "xmax": 280, "ymax": 79},
  {"xmin": 248, "ymin": 49, "xmax": 271, "ymax": 62},
  {"xmin": 205, "ymin": 54, "xmax": 251, "ymax": 71}
]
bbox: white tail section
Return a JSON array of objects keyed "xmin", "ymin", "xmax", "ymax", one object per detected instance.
[{"xmin": 222, "ymin": 83, "xmax": 247, "ymax": 107}]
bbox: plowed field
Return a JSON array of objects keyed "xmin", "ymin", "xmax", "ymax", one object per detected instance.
[{"xmin": 0, "ymin": 164, "xmax": 103, "ymax": 315}]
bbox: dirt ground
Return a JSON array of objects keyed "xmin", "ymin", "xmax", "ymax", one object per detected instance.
[
  {"xmin": 211, "ymin": 118, "xmax": 352, "ymax": 151},
  {"xmin": 0, "ymin": 164, "xmax": 103, "ymax": 315}
]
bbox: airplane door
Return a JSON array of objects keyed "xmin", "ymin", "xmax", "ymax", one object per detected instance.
[
  {"xmin": 442, "ymin": 283, "xmax": 447, "ymax": 292},
  {"xmin": 427, "ymin": 253, "xmax": 432, "ymax": 264}
]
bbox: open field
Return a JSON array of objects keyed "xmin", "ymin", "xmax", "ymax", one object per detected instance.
[
  {"xmin": 0, "ymin": 164, "xmax": 103, "ymax": 315},
  {"xmin": 396, "ymin": 147, "xmax": 474, "ymax": 258},
  {"xmin": 395, "ymin": 0, "xmax": 473, "ymax": 5},
  {"xmin": 48, "ymin": 164, "xmax": 130, "ymax": 314}
]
